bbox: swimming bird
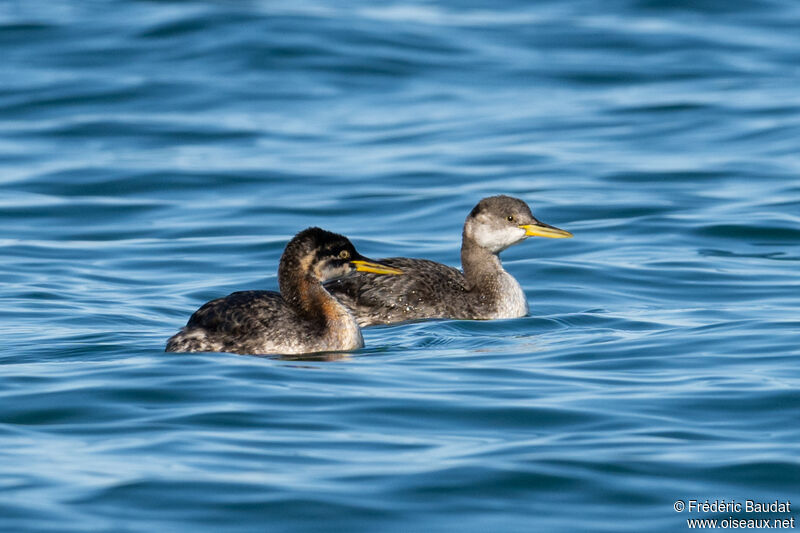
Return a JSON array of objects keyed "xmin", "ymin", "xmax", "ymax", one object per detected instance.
[
  {"xmin": 165, "ymin": 227, "xmax": 403, "ymax": 355},
  {"xmin": 325, "ymin": 195, "xmax": 572, "ymax": 326}
]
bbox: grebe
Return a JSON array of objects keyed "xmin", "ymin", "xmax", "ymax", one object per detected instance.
[
  {"xmin": 166, "ymin": 227, "xmax": 402, "ymax": 355},
  {"xmin": 325, "ymin": 195, "xmax": 571, "ymax": 326}
]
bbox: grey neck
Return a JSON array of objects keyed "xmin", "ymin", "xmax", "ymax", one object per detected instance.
[{"xmin": 460, "ymin": 235, "xmax": 506, "ymax": 292}]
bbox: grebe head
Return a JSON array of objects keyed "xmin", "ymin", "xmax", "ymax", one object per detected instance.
[
  {"xmin": 463, "ymin": 195, "xmax": 572, "ymax": 253},
  {"xmin": 280, "ymin": 228, "xmax": 402, "ymax": 287}
]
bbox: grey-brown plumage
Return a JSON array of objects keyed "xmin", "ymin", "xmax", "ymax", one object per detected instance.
[
  {"xmin": 166, "ymin": 227, "xmax": 402, "ymax": 355},
  {"xmin": 325, "ymin": 195, "xmax": 572, "ymax": 326}
]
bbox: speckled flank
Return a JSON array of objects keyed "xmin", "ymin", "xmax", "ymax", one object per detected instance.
[
  {"xmin": 325, "ymin": 196, "xmax": 567, "ymax": 326},
  {"xmin": 166, "ymin": 228, "xmax": 382, "ymax": 355}
]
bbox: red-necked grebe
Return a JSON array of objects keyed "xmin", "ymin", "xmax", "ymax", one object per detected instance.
[
  {"xmin": 166, "ymin": 227, "xmax": 403, "ymax": 355},
  {"xmin": 325, "ymin": 195, "xmax": 572, "ymax": 326}
]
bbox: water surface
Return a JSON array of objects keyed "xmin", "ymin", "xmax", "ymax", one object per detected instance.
[{"xmin": 1, "ymin": 1, "xmax": 799, "ymax": 531}]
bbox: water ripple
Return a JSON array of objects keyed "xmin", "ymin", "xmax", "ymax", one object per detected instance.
[{"xmin": 2, "ymin": 0, "xmax": 800, "ymax": 532}]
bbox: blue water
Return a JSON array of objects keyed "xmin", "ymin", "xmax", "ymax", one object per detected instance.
[{"xmin": 2, "ymin": 1, "xmax": 799, "ymax": 531}]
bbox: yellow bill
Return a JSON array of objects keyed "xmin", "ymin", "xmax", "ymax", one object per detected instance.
[
  {"xmin": 519, "ymin": 222, "xmax": 573, "ymax": 239},
  {"xmin": 351, "ymin": 260, "xmax": 403, "ymax": 275}
]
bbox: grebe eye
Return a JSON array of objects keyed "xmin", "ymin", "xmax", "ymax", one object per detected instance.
[
  {"xmin": 338, "ymin": 250, "xmax": 350, "ymax": 259},
  {"xmin": 507, "ymin": 215, "xmax": 514, "ymax": 222}
]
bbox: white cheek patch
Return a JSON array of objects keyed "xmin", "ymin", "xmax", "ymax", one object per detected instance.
[
  {"xmin": 319, "ymin": 263, "xmax": 350, "ymax": 282},
  {"xmin": 472, "ymin": 223, "xmax": 527, "ymax": 253}
]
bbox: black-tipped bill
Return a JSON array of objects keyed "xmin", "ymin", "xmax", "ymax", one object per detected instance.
[
  {"xmin": 351, "ymin": 259, "xmax": 403, "ymax": 275},
  {"xmin": 519, "ymin": 221, "xmax": 573, "ymax": 238}
]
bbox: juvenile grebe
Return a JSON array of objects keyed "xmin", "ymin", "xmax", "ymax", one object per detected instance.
[
  {"xmin": 325, "ymin": 195, "xmax": 571, "ymax": 326},
  {"xmin": 166, "ymin": 227, "xmax": 402, "ymax": 355}
]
